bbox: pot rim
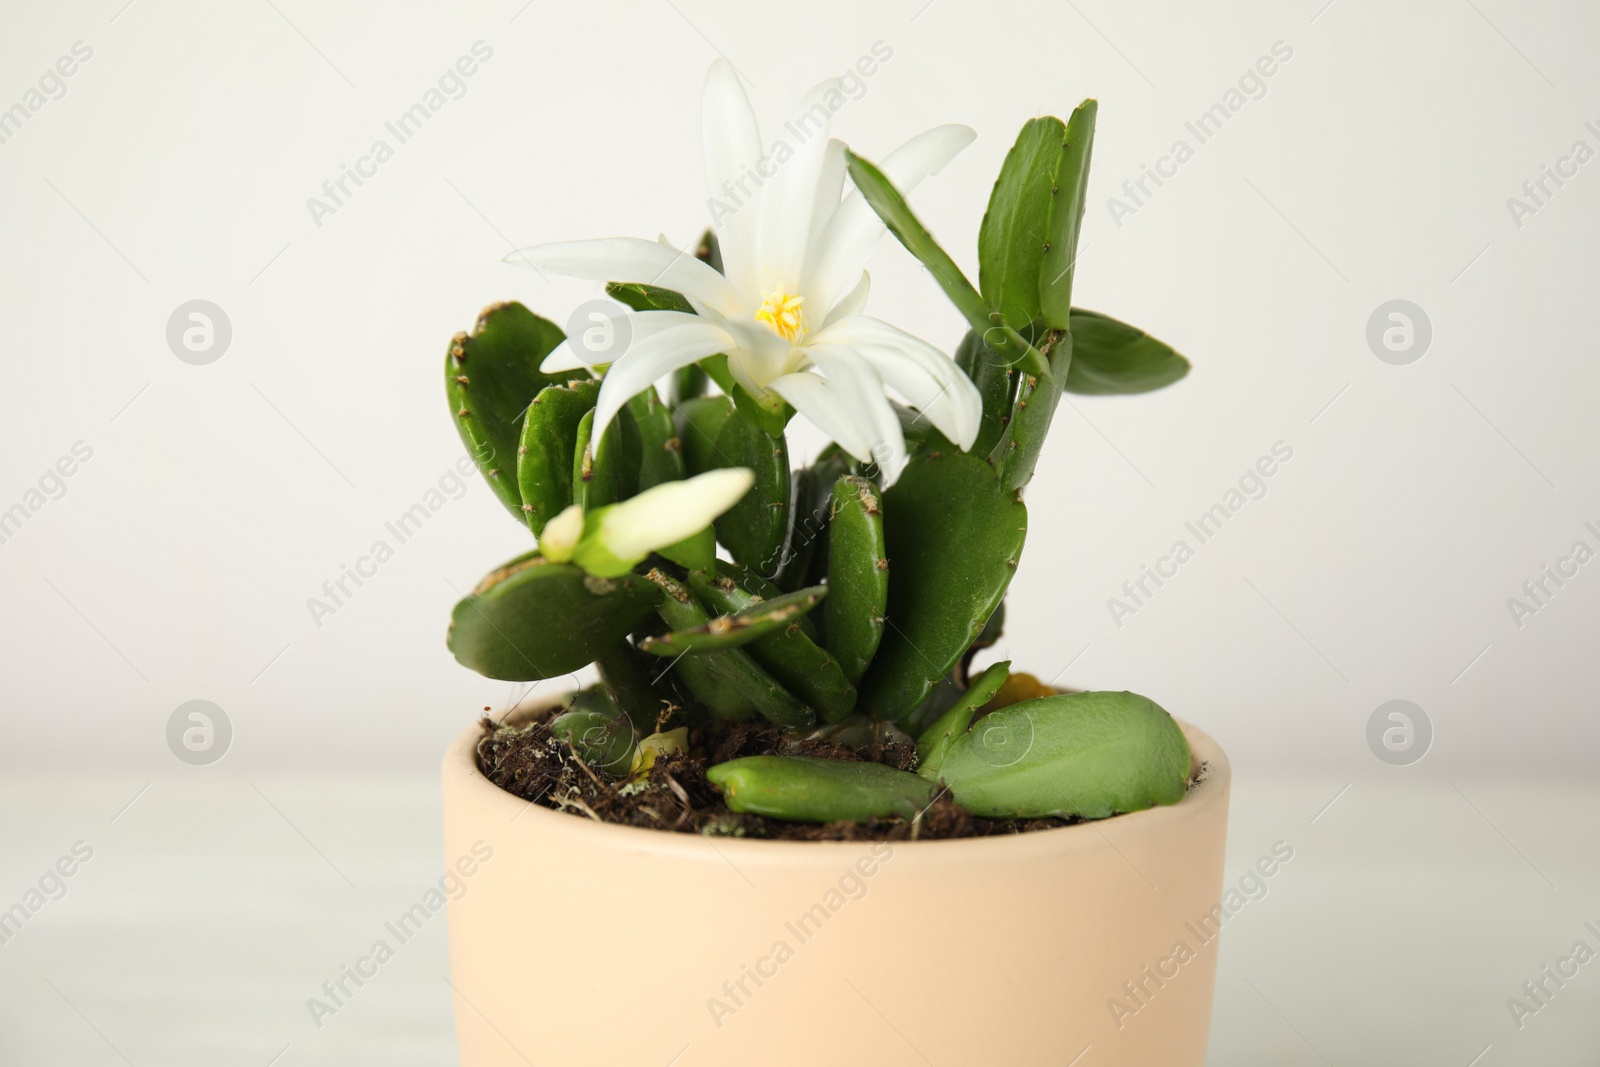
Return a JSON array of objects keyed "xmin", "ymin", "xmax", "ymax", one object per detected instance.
[{"xmin": 444, "ymin": 709, "xmax": 1229, "ymax": 865}]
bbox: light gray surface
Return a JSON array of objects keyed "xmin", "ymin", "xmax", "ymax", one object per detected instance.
[{"xmin": 1, "ymin": 768, "xmax": 1594, "ymax": 1065}]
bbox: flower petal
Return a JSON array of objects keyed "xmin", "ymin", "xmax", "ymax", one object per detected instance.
[
  {"xmin": 538, "ymin": 504, "xmax": 585, "ymax": 562},
  {"xmin": 592, "ymin": 319, "xmax": 735, "ymax": 441},
  {"xmin": 770, "ymin": 349, "xmax": 909, "ymax": 485},
  {"xmin": 506, "ymin": 237, "xmax": 743, "ymax": 318},
  {"xmin": 809, "ymin": 315, "xmax": 982, "ymax": 449},
  {"xmin": 804, "ymin": 138, "xmax": 849, "ymax": 258},
  {"xmin": 756, "ymin": 78, "xmax": 844, "ymax": 294},
  {"xmin": 805, "ymin": 348, "xmax": 909, "ymax": 483},
  {"xmin": 819, "ymin": 270, "xmax": 870, "ymax": 331},
  {"xmin": 597, "ymin": 468, "xmax": 755, "ymax": 561},
  {"xmin": 718, "ymin": 315, "xmax": 799, "ymax": 393},
  {"xmin": 766, "ymin": 370, "xmax": 870, "ymax": 461},
  {"xmin": 701, "ymin": 60, "xmax": 763, "ymax": 297},
  {"xmin": 804, "ymin": 123, "xmax": 977, "ymax": 316},
  {"xmin": 539, "ymin": 309, "xmax": 708, "ymax": 373}
]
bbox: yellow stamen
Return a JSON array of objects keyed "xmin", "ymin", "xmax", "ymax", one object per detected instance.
[{"xmin": 755, "ymin": 289, "xmax": 806, "ymax": 343}]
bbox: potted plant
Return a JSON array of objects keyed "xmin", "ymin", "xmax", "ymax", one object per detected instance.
[{"xmin": 440, "ymin": 61, "xmax": 1227, "ymax": 1067}]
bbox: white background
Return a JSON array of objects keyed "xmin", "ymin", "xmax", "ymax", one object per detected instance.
[{"xmin": 1, "ymin": 1, "xmax": 1597, "ymax": 1064}]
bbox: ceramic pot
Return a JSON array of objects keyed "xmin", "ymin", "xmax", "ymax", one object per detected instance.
[{"xmin": 441, "ymin": 714, "xmax": 1230, "ymax": 1066}]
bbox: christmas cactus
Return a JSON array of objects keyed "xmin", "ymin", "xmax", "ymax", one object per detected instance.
[{"xmin": 445, "ymin": 62, "xmax": 1194, "ymax": 828}]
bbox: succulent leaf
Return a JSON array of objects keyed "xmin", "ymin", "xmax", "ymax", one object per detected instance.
[
  {"xmin": 1038, "ymin": 101, "xmax": 1097, "ymax": 329},
  {"xmin": 707, "ymin": 755, "xmax": 936, "ymax": 823},
  {"xmin": 692, "ymin": 559, "xmax": 814, "ymax": 640},
  {"xmin": 645, "ymin": 570, "xmax": 816, "ymax": 728},
  {"xmin": 549, "ymin": 702, "xmax": 637, "ymax": 776},
  {"xmin": 931, "ymin": 691, "xmax": 1191, "ymax": 819},
  {"xmin": 446, "ymin": 302, "xmax": 573, "ymax": 524},
  {"xmin": 915, "ymin": 660, "xmax": 1011, "ymax": 779},
  {"xmin": 689, "ymin": 566, "xmax": 856, "ymax": 721},
  {"xmin": 1064, "ymin": 309, "xmax": 1191, "ymax": 395},
  {"xmin": 638, "ymin": 586, "xmax": 827, "ymax": 656},
  {"xmin": 605, "ymin": 281, "xmax": 693, "ymax": 315},
  {"xmin": 823, "ymin": 475, "xmax": 888, "ymax": 685},
  {"xmin": 857, "ymin": 452, "xmax": 1027, "ymax": 721},
  {"xmin": 680, "ymin": 400, "xmax": 790, "ymax": 573},
  {"xmin": 979, "ymin": 116, "xmax": 1068, "ymax": 332},
  {"xmin": 517, "ymin": 380, "xmax": 599, "ymax": 536},
  {"xmin": 992, "ymin": 353, "xmax": 1064, "ymax": 494},
  {"xmin": 778, "ymin": 447, "xmax": 853, "ymax": 595},
  {"xmin": 595, "ymin": 641, "xmax": 674, "ymax": 735},
  {"xmin": 447, "ymin": 555, "xmax": 660, "ymax": 680},
  {"xmin": 625, "ymin": 388, "xmax": 684, "ymax": 491},
  {"xmin": 956, "ymin": 329, "xmax": 1019, "ymax": 459},
  {"xmin": 845, "ymin": 150, "xmax": 1049, "ymax": 379},
  {"xmin": 571, "ymin": 408, "xmax": 627, "ymax": 512}
]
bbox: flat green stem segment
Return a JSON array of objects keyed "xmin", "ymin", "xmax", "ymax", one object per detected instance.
[
  {"xmin": 916, "ymin": 659, "xmax": 1012, "ymax": 778},
  {"xmin": 993, "ymin": 337, "xmax": 1065, "ymax": 494},
  {"xmin": 1039, "ymin": 101, "xmax": 1098, "ymax": 329},
  {"xmin": 980, "ymin": 116, "xmax": 1067, "ymax": 331},
  {"xmin": 975, "ymin": 104, "xmax": 1099, "ymax": 491},
  {"xmin": 606, "ymin": 281, "xmax": 692, "ymax": 314},
  {"xmin": 692, "ymin": 560, "xmax": 810, "ymax": 637},
  {"xmin": 935, "ymin": 691, "xmax": 1192, "ymax": 819},
  {"xmin": 626, "ymin": 388, "xmax": 684, "ymax": 490},
  {"xmin": 858, "ymin": 453, "xmax": 1027, "ymax": 721},
  {"xmin": 517, "ymin": 380, "xmax": 598, "ymax": 536},
  {"xmin": 824, "ymin": 475, "xmax": 888, "ymax": 686},
  {"xmin": 780, "ymin": 448, "xmax": 852, "ymax": 595},
  {"xmin": 447, "ymin": 556, "xmax": 660, "ymax": 681},
  {"xmin": 596, "ymin": 642, "xmax": 672, "ymax": 734},
  {"xmin": 845, "ymin": 150, "xmax": 1049, "ymax": 380},
  {"xmin": 1064, "ymin": 308, "xmax": 1191, "ymax": 395},
  {"xmin": 571, "ymin": 408, "xmax": 632, "ymax": 511},
  {"xmin": 707, "ymin": 755, "xmax": 935, "ymax": 823},
  {"xmin": 689, "ymin": 567, "xmax": 856, "ymax": 722},
  {"xmin": 549, "ymin": 705, "xmax": 637, "ymax": 777},
  {"xmin": 446, "ymin": 302, "xmax": 572, "ymax": 525},
  {"xmin": 957, "ymin": 330, "xmax": 1018, "ymax": 460},
  {"xmin": 645, "ymin": 570, "xmax": 815, "ymax": 728},
  {"xmin": 638, "ymin": 587, "xmax": 826, "ymax": 656},
  {"xmin": 679, "ymin": 398, "xmax": 790, "ymax": 573}
]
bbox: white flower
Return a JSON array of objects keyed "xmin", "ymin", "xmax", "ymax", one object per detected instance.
[
  {"xmin": 542, "ymin": 468, "xmax": 754, "ymax": 577},
  {"xmin": 510, "ymin": 60, "xmax": 981, "ymax": 485}
]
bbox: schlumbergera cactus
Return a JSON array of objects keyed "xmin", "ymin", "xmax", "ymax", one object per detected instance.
[{"xmin": 444, "ymin": 63, "xmax": 1196, "ymax": 829}]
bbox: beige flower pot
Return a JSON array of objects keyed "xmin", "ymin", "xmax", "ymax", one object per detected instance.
[{"xmin": 441, "ymin": 714, "xmax": 1230, "ymax": 1067}]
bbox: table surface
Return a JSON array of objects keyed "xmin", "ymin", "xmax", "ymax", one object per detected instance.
[{"xmin": 1, "ymin": 767, "xmax": 1595, "ymax": 1066}]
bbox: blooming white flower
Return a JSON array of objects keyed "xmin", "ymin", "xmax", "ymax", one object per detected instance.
[
  {"xmin": 541, "ymin": 468, "xmax": 754, "ymax": 577},
  {"xmin": 511, "ymin": 60, "xmax": 982, "ymax": 485}
]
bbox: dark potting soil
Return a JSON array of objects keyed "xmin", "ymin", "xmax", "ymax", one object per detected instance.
[{"xmin": 475, "ymin": 709, "xmax": 1114, "ymax": 842}]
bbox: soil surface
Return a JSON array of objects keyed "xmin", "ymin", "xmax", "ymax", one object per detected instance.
[{"xmin": 475, "ymin": 709, "xmax": 1155, "ymax": 841}]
